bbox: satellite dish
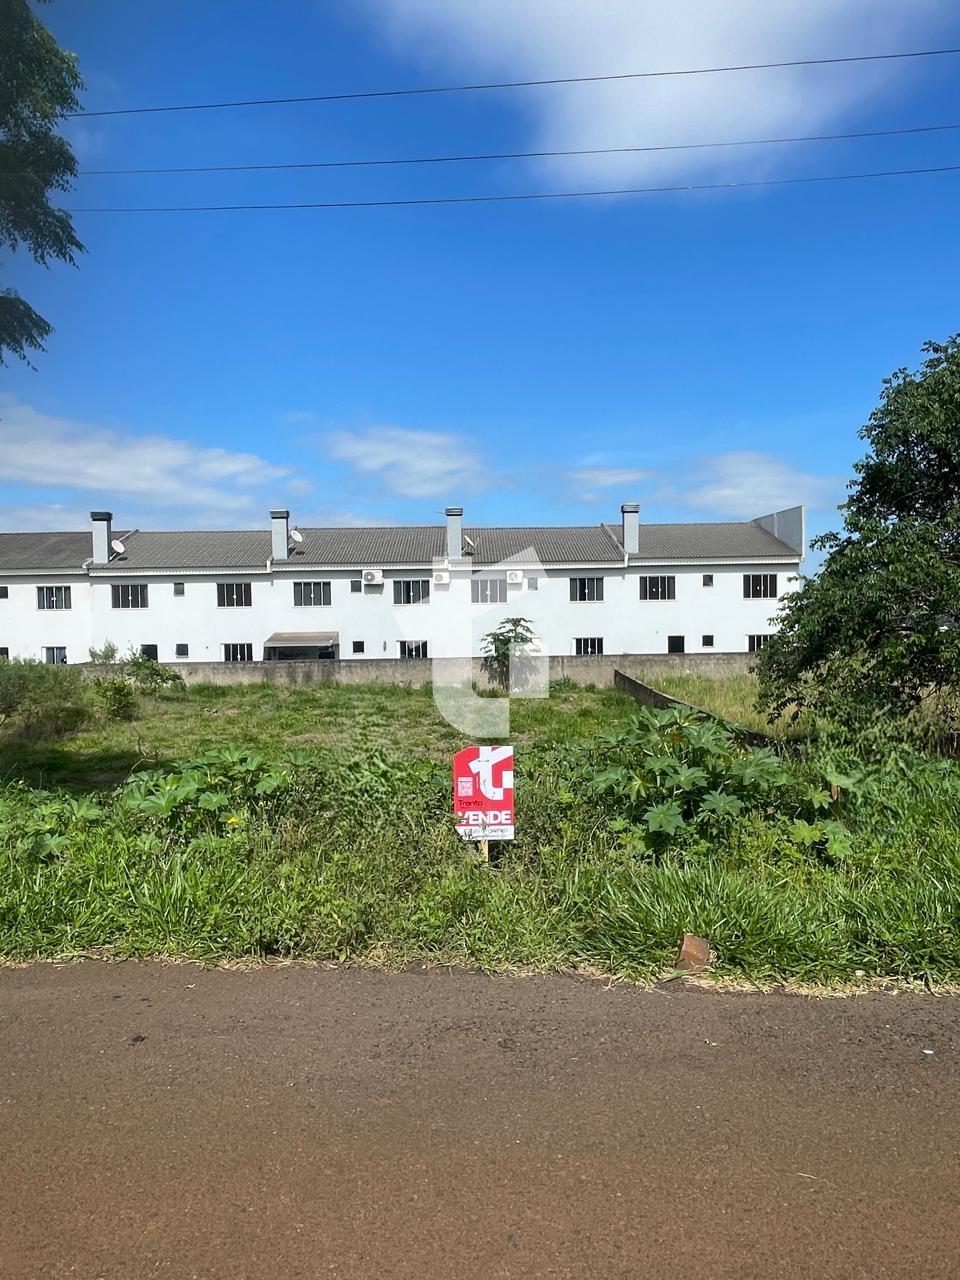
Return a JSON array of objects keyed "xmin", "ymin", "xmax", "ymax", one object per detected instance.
[
  {"xmin": 289, "ymin": 529, "xmax": 304, "ymax": 544},
  {"xmin": 110, "ymin": 539, "xmax": 126, "ymax": 555},
  {"xmin": 462, "ymin": 534, "xmax": 476, "ymax": 549}
]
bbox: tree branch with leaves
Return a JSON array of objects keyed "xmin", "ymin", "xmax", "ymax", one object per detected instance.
[{"xmin": 0, "ymin": 0, "xmax": 83, "ymax": 366}]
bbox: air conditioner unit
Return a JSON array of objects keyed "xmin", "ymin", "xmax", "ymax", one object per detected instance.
[
  {"xmin": 361, "ymin": 568, "xmax": 384, "ymax": 586},
  {"xmin": 433, "ymin": 570, "xmax": 451, "ymax": 585},
  {"xmin": 506, "ymin": 570, "xmax": 524, "ymax": 585}
]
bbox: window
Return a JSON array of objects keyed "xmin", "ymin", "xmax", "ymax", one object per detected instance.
[
  {"xmin": 471, "ymin": 577, "xmax": 508, "ymax": 604},
  {"xmin": 702, "ymin": 574, "xmax": 714, "ymax": 588},
  {"xmin": 393, "ymin": 579, "xmax": 430, "ymax": 605},
  {"xmin": 224, "ymin": 643, "xmax": 253, "ymax": 662},
  {"xmin": 293, "ymin": 580, "xmax": 331, "ymax": 607},
  {"xmin": 350, "ymin": 579, "xmax": 362, "ymax": 593},
  {"xmin": 217, "ymin": 582, "xmax": 252, "ymax": 608},
  {"xmin": 175, "ymin": 643, "xmax": 189, "ymax": 658},
  {"xmin": 748, "ymin": 634, "xmax": 771, "ymax": 653},
  {"xmin": 37, "ymin": 585, "xmax": 71, "ymax": 610},
  {"xmin": 569, "ymin": 577, "xmax": 603, "ymax": 602},
  {"xmin": 173, "ymin": 582, "xmax": 185, "ymax": 597},
  {"xmin": 44, "ymin": 646, "xmax": 67, "ymax": 664},
  {"xmin": 743, "ymin": 574, "xmax": 778, "ymax": 599},
  {"xmin": 638, "ymin": 576, "xmax": 675, "ymax": 601},
  {"xmin": 0, "ymin": 648, "xmax": 8, "ymax": 659},
  {"xmin": 352, "ymin": 640, "xmax": 365, "ymax": 655},
  {"xmin": 574, "ymin": 637, "xmax": 603, "ymax": 656},
  {"xmin": 140, "ymin": 644, "xmax": 158, "ymax": 661},
  {"xmin": 667, "ymin": 635, "xmax": 685, "ymax": 654},
  {"xmin": 399, "ymin": 640, "xmax": 428, "ymax": 659},
  {"xmin": 702, "ymin": 634, "xmax": 714, "ymax": 648},
  {"xmin": 527, "ymin": 577, "xmax": 539, "ymax": 591},
  {"xmin": 0, "ymin": 586, "xmax": 7, "ymax": 599},
  {"xmin": 111, "ymin": 583, "xmax": 148, "ymax": 609}
]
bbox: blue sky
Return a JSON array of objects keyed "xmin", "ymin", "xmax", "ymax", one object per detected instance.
[{"xmin": 3, "ymin": 0, "xmax": 959, "ymax": 553}]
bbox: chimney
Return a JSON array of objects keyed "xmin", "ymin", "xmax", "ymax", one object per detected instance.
[
  {"xmin": 621, "ymin": 503, "xmax": 640, "ymax": 556},
  {"xmin": 445, "ymin": 506, "xmax": 463, "ymax": 561},
  {"xmin": 91, "ymin": 511, "xmax": 113, "ymax": 563},
  {"xmin": 270, "ymin": 509, "xmax": 290, "ymax": 561}
]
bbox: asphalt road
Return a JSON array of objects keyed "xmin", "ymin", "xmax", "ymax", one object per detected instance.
[{"xmin": 2, "ymin": 963, "xmax": 959, "ymax": 1279}]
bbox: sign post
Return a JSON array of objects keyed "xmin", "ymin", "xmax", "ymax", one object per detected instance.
[{"xmin": 453, "ymin": 745, "xmax": 515, "ymax": 857}]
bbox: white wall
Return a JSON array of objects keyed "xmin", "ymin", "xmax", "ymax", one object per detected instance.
[{"xmin": 0, "ymin": 561, "xmax": 799, "ymax": 663}]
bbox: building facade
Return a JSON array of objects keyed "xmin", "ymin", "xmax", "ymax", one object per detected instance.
[{"xmin": 0, "ymin": 504, "xmax": 803, "ymax": 665}]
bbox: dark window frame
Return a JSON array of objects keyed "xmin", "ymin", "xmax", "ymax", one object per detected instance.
[
  {"xmin": 393, "ymin": 579, "xmax": 430, "ymax": 606},
  {"xmin": 111, "ymin": 583, "xmax": 149, "ymax": 610},
  {"xmin": 37, "ymin": 585, "xmax": 71, "ymax": 611},
  {"xmin": 217, "ymin": 582, "xmax": 253, "ymax": 608},
  {"xmin": 223, "ymin": 642, "xmax": 254, "ymax": 662},
  {"xmin": 569, "ymin": 576, "xmax": 603, "ymax": 602},
  {"xmin": 748, "ymin": 634, "xmax": 771, "ymax": 653},
  {"xmin": 173, "ymin": 582, "xmax": 185, "ymax": 597},
  {"xmin": 667, "ymin": 635, "xmax": 685, "ymax": 654},
  {"xmin": 352, "ymin": 640, "xmax": 365, "ymax": 655},
  {"xmin": 743, "ymin": 573, "xmax": 778, "ymax": 600},
  {"xmin": 293, "ymin": 580, "xmax": 332, "ymax": 607},
  {"xmin": 638, "ymin": 575, "xmax": 676, "ymax": 601},
  {"xmin": 175, "ymin": 643, "xmax": 189, "ymax": 658},
  {"xmin": 702, "ymin": 634, "xmax": 714, "ymax": 648},
  {"xmin": 399, "ymin": 639, "xmax": 428, "ymax": 659},
  {"xmin": 702, "ymin": 574, "xmax": 714, "ymax": 588},
  {"xmin": 574, "ymin": 637, "xmax": 604, "ymax": 656},
  {"xmin": 471, "ymin": 576, "xmax": 508, "ymax": 605}
]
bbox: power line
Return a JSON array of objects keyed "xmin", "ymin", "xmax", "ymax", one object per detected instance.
[
  {"xmin": 69, "ymin": 46, "xmax": 960, "ymax": 119},
  {"xmin": 64, "ymin": 161, "xmax": 960, "ymax": 212},
  {"xmin": 62, "ymin": 121, "xmax": 960, "ymax": 176}
]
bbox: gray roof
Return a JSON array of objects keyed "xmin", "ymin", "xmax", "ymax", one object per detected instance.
[
  {"xmin": 0, "ymin": 519, "xmax": 799, "ymax": 573},
  {"xmin": 603, "ymin": 521, "xmax": 799, "ymax": 560},
  {"xmin": 0, "ymin": 531, "xmax": 95, "ymax": 570}
]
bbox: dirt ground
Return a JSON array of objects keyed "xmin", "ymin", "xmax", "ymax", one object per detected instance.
[{"xmin": 2, "ymin": 962, "xmax": 959, "ymax": 1279}]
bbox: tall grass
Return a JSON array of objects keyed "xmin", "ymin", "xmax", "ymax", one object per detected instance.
[{"xmin": 2, "ymin": 699, "xmax": 959, "ymax": 982}]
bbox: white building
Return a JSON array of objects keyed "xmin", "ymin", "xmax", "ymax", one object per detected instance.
[{"xmin": 0, "ymin": 504, "xmax": 803, "ymax": 665}]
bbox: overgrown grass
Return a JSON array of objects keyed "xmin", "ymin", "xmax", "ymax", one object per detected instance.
[
  {"xmin": 640, "ymin": 671, "xmax": 815, "ymax": 739},
  {"xmin": 0, "ymin": 680, "xmax": 635, "ymax": 789},
  {"xmin": 1, "ymin": 682, "xmax": 959, "ymax": 983}
]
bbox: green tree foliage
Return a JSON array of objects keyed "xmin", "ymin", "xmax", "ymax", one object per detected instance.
[
  {"xmin": 0, "ymin": 0, "xmax": 83, "ymax": 365},
  {"xmin": 757, "ymin": 336, "xmax": 960, "ymax": 722},
  {"xmin": 480, "ymin": 617, "xmax": 537, "ymax": 691}
]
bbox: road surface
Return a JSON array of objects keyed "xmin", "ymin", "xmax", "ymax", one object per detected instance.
[{"xmin": 2, "ymin": 962, "xmax": 959, "ymax": 1278}]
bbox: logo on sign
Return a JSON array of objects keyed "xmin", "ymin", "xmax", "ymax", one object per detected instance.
[{"xmin": 453, "ymin": 745, "xmax": 515, "ymax": 840}]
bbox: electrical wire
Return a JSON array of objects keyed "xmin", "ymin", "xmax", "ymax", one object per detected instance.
[{"xmin": 69, "ymin": 46, "xmax": 960, "ymax": 119}]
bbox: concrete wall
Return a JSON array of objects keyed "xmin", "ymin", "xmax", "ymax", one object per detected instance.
[
  {"xmin": 614, "ymin": 668, "xmax": 770, "ymax": 744},
  {"xmin": 81, "ymin": 651, "xmax": 756, "ymax": 688}
]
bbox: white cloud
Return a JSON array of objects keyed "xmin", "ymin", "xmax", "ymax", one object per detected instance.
[
  {"xmin": 678, "ymin": 450, "xmax": 841, "ymax": 517},
  {"xmin": 327, "ymin": 425, "xmax": 493, "ymax": 498},
  {"xmin": 361, "ymin": 0, "xmax": 946, "ymax": 184},
  {"xmin": 569, "ymin": 466, "xmax": 651, "ymax": 489},
  {"xmin": 0, "ymin": 396, "xmax": 292, "ymax": 516}
]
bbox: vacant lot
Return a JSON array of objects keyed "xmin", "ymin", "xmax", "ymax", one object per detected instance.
[
  {"xmin": 1, "ymin": 676, "xmax": 959, "ymax": 983},
  {"xmin": 0, "ymin": 679, "xmax": 634, "ymax": 789}
]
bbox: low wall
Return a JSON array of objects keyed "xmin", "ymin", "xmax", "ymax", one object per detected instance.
[
  {"xmin": 614, "ymin": 669, "xmax": 771, "ymax": 745},
  {"xmin": 82, "ymin": 652, "xmax": 756, "ymax": 689}
]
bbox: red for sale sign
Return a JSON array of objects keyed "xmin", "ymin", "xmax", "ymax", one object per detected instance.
[{"xmin": 453, "ymin": 745, "xmax": 515, "ymax": 841}]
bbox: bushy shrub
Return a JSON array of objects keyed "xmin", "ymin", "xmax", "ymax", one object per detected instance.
[
  {"xmin": 120, "ymin": 648, "xmax": 184, "ymax": 696},
  {"xmin": 588, "ymin": 705, "xmax": 830, "ymax": 851},
  {"xmin": 0, "ymin": 659, "xmax": 93, "ymax": 741},
  {"xmin": 94, "ymin": 675, "xmax": 138, "ymax": 721}
]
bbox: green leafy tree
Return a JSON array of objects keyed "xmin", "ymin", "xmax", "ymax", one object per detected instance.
[
  {"xmin": 757, "ymin": 336, "xmax": 960, "ymax": 722},
  {"xmin": 480, "ymin": 617, "xmax": 537, "ymax": 692},
  {"xmin": 1, "ymin": 0, "xmax": 83, "ymax": 366}
]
